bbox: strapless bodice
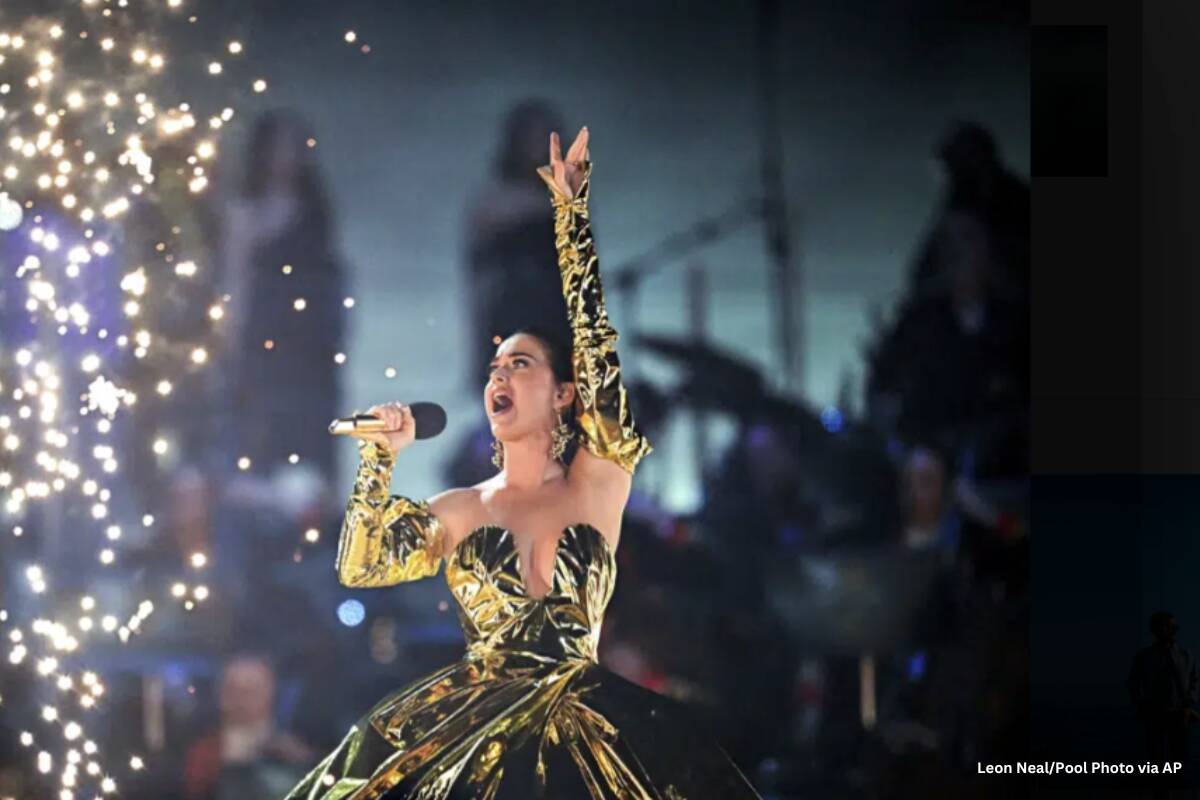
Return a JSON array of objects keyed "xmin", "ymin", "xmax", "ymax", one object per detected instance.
[{"xmin": 446, "ymin": 523, "xmax": 616, "ymax": 665}]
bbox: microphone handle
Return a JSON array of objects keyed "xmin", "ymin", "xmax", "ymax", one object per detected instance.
[{"xmin": 328, "ymin": 415, "xmax": 395, "ymax": 436}]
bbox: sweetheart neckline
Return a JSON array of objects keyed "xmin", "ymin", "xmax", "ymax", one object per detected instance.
[{"xmin": 449, "ymin": 522, "xmax": 614, "ymax": 601}]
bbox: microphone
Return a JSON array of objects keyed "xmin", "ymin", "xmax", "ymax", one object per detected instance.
[{"xmin": 328, "ymin": 402, "xmax": 447, "ymax": 440}]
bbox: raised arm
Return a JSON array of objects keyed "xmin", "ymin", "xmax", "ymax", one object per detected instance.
[
  {"xmin": 335, "ymin": 439, "xmax": 446, "ymax": 587},
  {"xmin": 539, "ymin": 130, "xmax": 652, "ymax": 478}
]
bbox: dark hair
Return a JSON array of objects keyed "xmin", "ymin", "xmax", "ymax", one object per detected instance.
[
  {"xmin": 1150, "ymin": 611, "xmax": 1176, "ymax": 636},
  {"xmin": 242, "ymin": 109, "xmax": 334, "ymax": 255},
  {"xmin": 507, "ymin": 324, "xmax": 574, "ymax": 384},
  {"xmin": 936, "ymin": 120, "xmax": 998, "ymax": 171}
]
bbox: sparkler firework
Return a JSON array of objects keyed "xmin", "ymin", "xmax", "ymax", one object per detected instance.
[{"xmin": 0, "ymin": 1, "xmax": 284, "ymax": 794}]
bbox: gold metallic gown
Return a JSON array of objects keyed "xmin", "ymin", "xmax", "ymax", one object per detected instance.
[{"xmin": 284, "ymin": 163, "xmax": 762, "ymax": 800}]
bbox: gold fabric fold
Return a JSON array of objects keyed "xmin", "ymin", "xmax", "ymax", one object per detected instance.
[
  {"xmin": 550, "ymin": 161, "xmax": 653, "ymax": 475},
  {"xmin": 334, "ymin": 440, "xmax": 446, "ymax": 588},
  {"xmin": 287, "ymin": 523, "xmax": 762, "ymax": 800}
]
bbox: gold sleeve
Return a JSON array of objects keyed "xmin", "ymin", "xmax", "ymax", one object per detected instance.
[
  {"xmin": 550, "ymin": 160, "xmax": 653, "ymax": 474},
  {"xmin": 335, "ymin": 440, "xmax": 446, "ymax": 587}
]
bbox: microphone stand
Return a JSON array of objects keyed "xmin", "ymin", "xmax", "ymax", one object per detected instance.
[{"xmin": 756, "ymin": 0, "xmax": 801, "ymax": 394}]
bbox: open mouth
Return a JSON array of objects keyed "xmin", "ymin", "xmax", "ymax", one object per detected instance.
[{"xmin": 491, "ymin": 392, "xmax": 514, "ymax": 417}]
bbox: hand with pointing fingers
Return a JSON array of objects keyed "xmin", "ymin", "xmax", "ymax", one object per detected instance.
[{"xmin": 537, "ymin": 127, "xmax": 589, "ymax": 200}]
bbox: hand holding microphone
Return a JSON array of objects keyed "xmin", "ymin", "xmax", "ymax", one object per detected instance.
[
  {"xmin": 329, "ymin": 401, "xmax": 447, "ymax": 457},
  {"xmin": 364, "ymin": 402, "xmax": 415, "ymax": 455}
]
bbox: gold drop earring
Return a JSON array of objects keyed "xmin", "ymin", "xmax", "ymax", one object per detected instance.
[
  {"xmin": 491, "ymin": 438, "xmax": 504, "ymax": 470},
  {"xmin": 549, "ymin": 408, "xmax": 574, "ymax": 463}
]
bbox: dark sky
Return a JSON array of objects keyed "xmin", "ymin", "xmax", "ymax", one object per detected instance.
[{"xmin": 205, "ymin": 0, "xmax": 1028, "ymax": 506}]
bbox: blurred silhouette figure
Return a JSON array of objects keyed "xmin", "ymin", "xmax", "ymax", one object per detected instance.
[
  {"xmin": 183, "ymin": 654, "xmax": 314, "ymax": 800},
  {"xmin": 216, "ymin": 109, "xmax": 346, "ymax": 510},
  {"xmin": 899, "ymin": 446, "xmax": 958, "ymax": 554},
  {"xmin": 461, "ymin": 99, "xmax": 572, "ymax": 390},
  {"xmin": 203, "ymin": 111, "xmax": 349, "ymax": 676},
  {"xmin": 868, "ymin": 121, "xmax": 1028, "ymax": 485},
  {"xmin": 702, "ymin": 420, "xmax": 818, "ymax": 596},
  {"xmin": 866, "ymin": 207, "xmax": 1027, "ymax": 478},
  {"xmin": 911, "ymin": 120, "xmax": 1029, "ymax": 302},
  {"xmin": 1129, "ymin": 612, "xmax": 1199, "ymax": 773}
]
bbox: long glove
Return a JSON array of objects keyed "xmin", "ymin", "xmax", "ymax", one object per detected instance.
[
  {"xmin": 334, "ymin": 440, "xmax": 446, "ymax": 587},
  {"xmin": 549, "ymin": 160, "xmax": 652, "ymax": 474}
]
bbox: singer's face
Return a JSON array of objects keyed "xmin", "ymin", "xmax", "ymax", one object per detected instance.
[{"xmin": 485, "ymin": 334, "xmax": 559, "ymax": 439}]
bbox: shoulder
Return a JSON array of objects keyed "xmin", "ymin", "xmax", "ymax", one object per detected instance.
[
  {"xmin": 427, "ymin": 485, "xmax": 485, "ymax": 553},
  {"xmin": 428, "ymin": 485, "xmax": 483, "ymax": 522}
]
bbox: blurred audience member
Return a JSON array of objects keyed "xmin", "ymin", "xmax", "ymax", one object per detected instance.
[
  {"xmin": 703, "ymin": 421, "xmax": 819, "ymax": 564},
  {"xmin": 183, "ymin": 654, "xmax": 313, "ymax": 800},
  {"xmin": 899, "ymin": 446, "xmax": 957, "ymax": 554}
]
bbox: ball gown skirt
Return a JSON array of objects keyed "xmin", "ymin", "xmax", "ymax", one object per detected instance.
[{"xmin": 283, "ymin": 524, "xmax": 762, "ymax": 799}]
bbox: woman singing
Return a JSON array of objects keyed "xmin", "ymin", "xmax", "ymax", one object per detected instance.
[{"xmin": 285, "ymin": 128, "xmax": 762, "ymax": 799}]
